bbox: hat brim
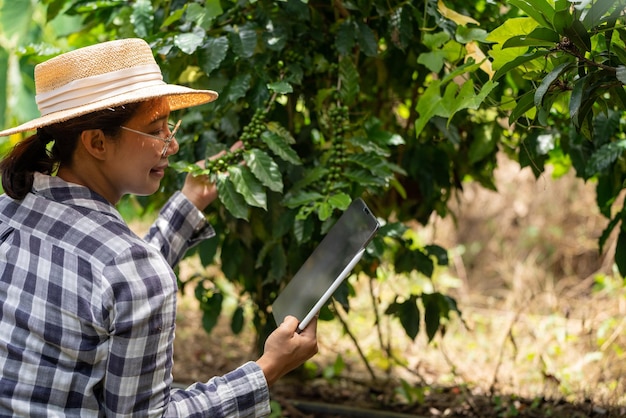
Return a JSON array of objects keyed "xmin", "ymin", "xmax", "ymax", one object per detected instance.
[{"xmin": 0, "ymin": 84, "xmax": 218, "ymax": 137}]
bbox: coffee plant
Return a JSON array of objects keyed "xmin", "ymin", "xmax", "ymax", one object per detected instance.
[{"xmin": 1, "ymin": 0, "xmax": 625, "ymax": 358}]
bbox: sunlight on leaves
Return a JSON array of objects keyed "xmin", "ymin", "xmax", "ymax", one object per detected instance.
[{"xmin": 437, "ymin": 0, "xmax": 479, "ymax": 26}]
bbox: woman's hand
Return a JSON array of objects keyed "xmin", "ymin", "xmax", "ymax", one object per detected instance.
[
  {"xmin": 180, "ymin": 170, "xmax": 217, "ymax": 211},
  {"xmin": 256, "ymin": 316, "xmax": 319, "ymax": 386},
  {"xmin": 181, "ymin": 141, "xmax": 244, "ymax": 211}
]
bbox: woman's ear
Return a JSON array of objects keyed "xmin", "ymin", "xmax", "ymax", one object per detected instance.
[{"xmin": 79, "ymin": 129, "xmax": 108, "ymax": 161}]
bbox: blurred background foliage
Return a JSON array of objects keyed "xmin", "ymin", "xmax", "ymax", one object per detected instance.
[{"xmin": 0, "ymin": 0, "xmax": 625, "ymax": 359}]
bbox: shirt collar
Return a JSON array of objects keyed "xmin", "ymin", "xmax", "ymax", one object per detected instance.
[{"xmin": 32, "ymin": 172, "xmax": 124, "ymax": 222}]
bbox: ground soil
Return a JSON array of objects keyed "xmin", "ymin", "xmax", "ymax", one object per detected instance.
[
  {"xmin": 169, "ymin": 157, "xmax": 626, "ymax": 417},
  {"xmin": 172, "ymin": 295, "xmax": 625, "ymax": 418}
]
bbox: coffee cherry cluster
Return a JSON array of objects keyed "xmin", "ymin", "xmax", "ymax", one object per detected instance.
[
  {"xmin": 204, "ymin": 108, "xmax": 267, "ymax": 174},
  {"xmin": 284, "ymin": 50, "xmax": 303, "ymax": 64},
  {"xmin": 323, "ymin": 104, "xmax": 350, "ymax": 193},
  {"xmin": 204, "ymin": 147, "xmax": 245, "ymax": 173},
  {"xmin": 241, "ymin": 107, "xmax": 267, "ymax": 149}
]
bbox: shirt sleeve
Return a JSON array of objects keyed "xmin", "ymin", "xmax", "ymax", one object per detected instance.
[
  {"xmin": 144, "ymin": 191, "xmax": 215, "ymax": 267},
  {"xmin": 101, "ymin": 245, "xmax": 270, "ymax": 418},
  {"xmin": 166, "ymin": 362, "xmax": 271, "ymax": 418}
]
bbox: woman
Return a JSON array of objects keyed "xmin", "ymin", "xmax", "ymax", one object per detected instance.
[{"xmin": 0, "ymin": 38, "xmax": 317, "ymax": 417}]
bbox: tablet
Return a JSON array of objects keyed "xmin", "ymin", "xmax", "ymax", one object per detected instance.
[{"xmin": 271, "ymin": 198, "xmax": 380, "ymax": 332}]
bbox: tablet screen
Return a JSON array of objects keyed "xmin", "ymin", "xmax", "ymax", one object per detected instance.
[{"xmin": 271, "ymin": 198, "xmax": 379, "ymax": 328}]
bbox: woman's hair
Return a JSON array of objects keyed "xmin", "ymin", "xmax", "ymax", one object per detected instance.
[{"xmin": 0, "ymin": 102, "xmax": 142, "ymax": 200}]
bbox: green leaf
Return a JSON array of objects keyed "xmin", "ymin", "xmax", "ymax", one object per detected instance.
[
  {"xmin": 414, "ymin": 80, "xmax": 444, "ymax": 136},
  {"xmin": 161, "ymin": 6, "xmax": 185, "ymax": 28},
  {"xmin": 425, "ymin": 245, "xmax": 449, "ymax": 266},
  {"xmin": 487, "ymin": 17, "xmax": 541, "ymax": 72},
  {"xmin": 615, "ymin": 230, "xmax": 626, "ymax": 277},
  {"xmin": 282, "ymin": 191, "xmax": 324, "ymax": 208},
  {"xmin": 267, "ymin": 80, "xmax": 293, "ymax": 94},
  {"xmin": 170, "ymin": 160, "xmax": 205, "ymax": 176},
  {"xmin": 582, "ymin": 0, "xmax": 617, "ymax": 29},
  {"xmin": 593, "ymin": 111, "xmax": 621, "ymax": 144},
  {"xmin": 509, "ymin": 90, "xmax": 536, "ymax": 123},
  {"xmin": 455, "ymin": 27, "xmax": 489, "ymax": 44},
  {"xmin": 414, "ymin": 249, "xmax": 434, "ymax": 278},
  {"xmin": 231, "ymin": 306, "xmax": 244, "ymax": 334},
  {"xmin": 269, "ymin": 244, "xmax": 287, "ymax": 283},
  {"xmin": 346, "ymin": 153, "xmax": 389, "ymax": 175},
  {"xmin": 338, "ymin": 56, "xmax": 359, "ymax": 105},
  {"xmin": 224, "ymin": 73, "xmax": 252, "ymax": 103},
  {"xmin": 323, "ymin": 354, "xmax": 346, "ymax": 379},
  {"xmin": 291, "ymin": 166, "xmax": 328, "ymax": 191},
  {"xmin": 344, "ymin": 168, "xmax": 387, "ymax": 187},
  {"xmin": 417, "ymin": 51, "xmax": 447, "ymax": 73},
  {"xmin": 493, "ymin": 50, "xmax": 550, "ymax": 81},
  {"xmin": 385, "ymin": 296, "xmax": 420, "ymax": 340},
  {"xmin": 328, "ymin": 193, "xmax": 351, "ymax": 211},
  {"xmin": 285, "ymin": 63, "xmax": 303, "ymax": 83},
  {"xmin": 198, "ymin": 290, "xmax": 223, "ymax": 334},
  {"xmin": 336, "ymin": 20, "xmax": 356, "ymax": 55},
  {"xmin": 131, "ymin": 0, "xmax": 154, "ymax": 38},
  {"xmin": 216, "ymin": 174, "xmax": 249, "ymax": 220},
  {"xmin": 260, "ymin": 131, "xmax": 301, "ymax": 165},
  {"xmin": 174, "ymin": 32, "xmax": 204, "ymax": 55},
  {"xmin": 585, "ymin": 140, "xmax": 626, "ymax": 176},
  {"xmin": 449, "ymin": 79, "xmax": 499, "ymax": 116},
  {"xmin": 272, "ymin": 209, "xmax": 296, "ymax": 240},
  {"xmin": 196, "ymin": 236, "xmax": 218, "ymax": 267},
  {"xmin": 356, "ymin": 21, "xmax": 378, "ymax": 57},
  {"xmin": 569, "ymin": 75, "xmax": 586, "ymax": 127},
  {"xmin": 395, "ymin": 247, "xmax": 424, "ymax": 274},
  {"xmin": 616, "ymin": 66, "xmax": 626, "ymax": 84},
  {"xmin": 423, "ymin": 31, "xmax": 450, "ymax": 49},
  {"xmin": 292, "ymin": 207, "xmax": 314, "ymax": 227},
  {"xmin": 45, "ymin": 0, "xmax": 66, "ymax": 21},
  {"xmin": 508, "ymin": 0, "xmax": 555, "ymax": 29},
  {"xmin": 599, "ymin": 215, "xmax": 620, "ymax": 254},
  {"xmin": 318, "ymin": 201, "xmax": 333, "ymax": 221},
  {"xmin": 185, "ymin": 3, "xmax": 203, "ymax": 24},
  {"xmin": 552, "ymin": 8, "xmax": 574, "ymax": 34},
  {"xmin": 67, "ymin": 1, "xmax": 122, "ymax": 15},
  {"xmin": 255, "ymin": 240, "xmax": 273, "ymax": 269},
  {"xmin": 266, "ymin": 121, "xmax": 296, "ymax": 144},
  {"xmin": 422, "ymin": 293, "xmax": 441, "ymax": 342},
  {"xmin": 440, "ymin": 59, "xmax": 482, "ymax": 84},
  {"xmin": 596, "ymin": 173, "xmax": 617, "ymax": 216},
  {"xmin": 198, "ymin": 37, "xmax": 229, "ymax": 75},
  {"xmin": 519, "ymin": 132, "xmax": 549, "ymax": 178},
  {"xmin": 227, "ymin": 165, "xmax": 267, "ymax": 209},
  {"xmin": 244, "ymin": 149, "xmax": 283, "ymax": 192},
  {"xmin": 186, "ymin": 2, "xmax": 223, "ymax": 29},
  {"xmin": 205, "ymin": 0, "xmax": 224, "ymax": 20},
  {"xmin": 563, "ymin": 19, "xmax": 592, "ymax": 52},
  {"xmin": 230, "ymin": 26, "xmax": 257, "ymax": 59},
  {"xmin": 501, "ymin": 27, "xmax": 559, "ymax": 48},
  {"xmin": 534, "ymin": 62, "xmax": 573, "ymax": 107},
  {"xmin": 0, "ymin": 48, "xmax": 7, "ymax": 130},
  {"xmin": 389, "ymin": 5, "xmax": 413, "ymax": 50},
  {"xmin": 364, "ymin": 117, "xmax": 405, "ymax": 146},
  {"xmin": 468, "ymin": 124, "xmax": 497, "ymax": 164},
  {"xmin": 349, "ymin": 135, "xmax": 392, "ymax": 156}
]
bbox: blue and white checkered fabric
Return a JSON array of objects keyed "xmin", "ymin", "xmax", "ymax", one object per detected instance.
[{"xmin": 0, "ymin": 173, "xmax": 269, "ymax": 417}]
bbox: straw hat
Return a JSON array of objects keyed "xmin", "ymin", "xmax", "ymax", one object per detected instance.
[{"xmin": 0, "ymin": 38, "xmax": 218, "ymax": 137}]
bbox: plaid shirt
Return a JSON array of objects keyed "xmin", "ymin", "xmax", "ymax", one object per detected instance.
[{"xmin": 0, "ymin": 173, "xmax": 270, "ymax": 417}]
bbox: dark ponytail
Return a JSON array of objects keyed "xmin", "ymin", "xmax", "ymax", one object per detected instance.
[
  {"xmin": 0, "ymin": 129, "xmax": 56, "ymax": 200},
  {"xmin": 0, "ymin": 102, "xmax": 142, "ymax": 200}
]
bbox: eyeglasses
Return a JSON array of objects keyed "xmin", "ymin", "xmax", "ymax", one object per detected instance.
[{"xmin": 119, "ymin": 120, "xmax": 182, "ymax": 157}]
